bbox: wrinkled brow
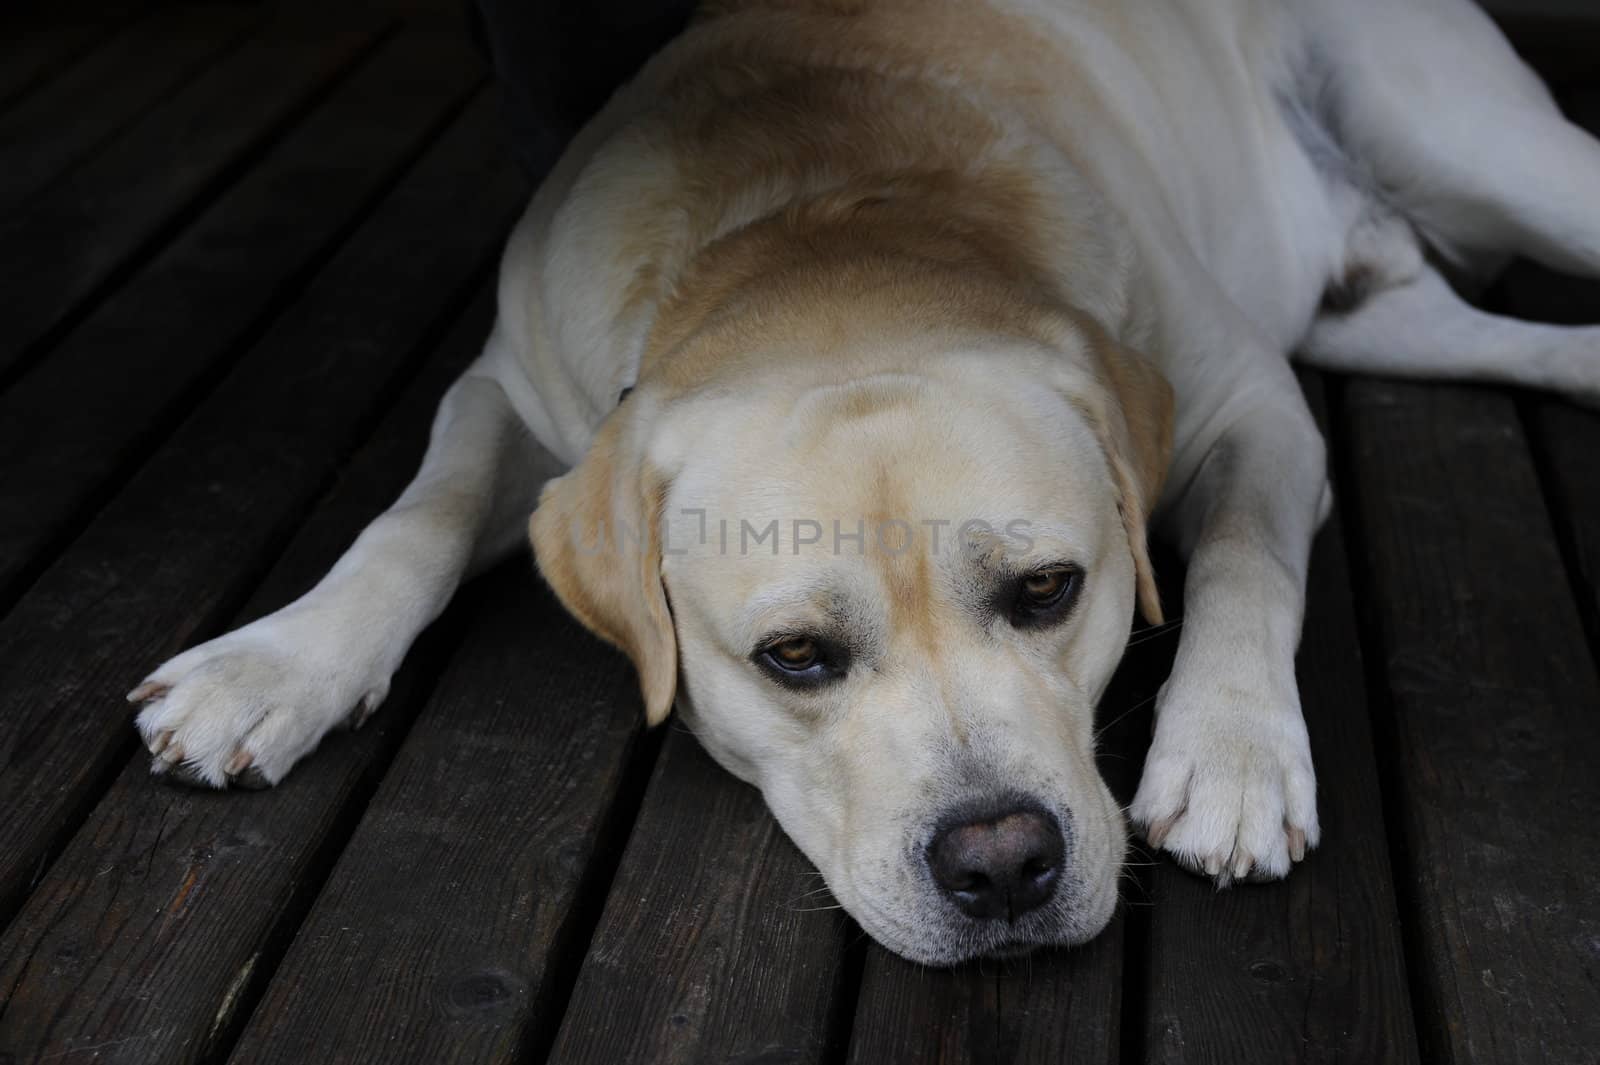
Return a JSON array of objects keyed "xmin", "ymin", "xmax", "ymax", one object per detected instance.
[{"xmin": 735, "ymin": 569, "xmax": 889, "ymax": 648}]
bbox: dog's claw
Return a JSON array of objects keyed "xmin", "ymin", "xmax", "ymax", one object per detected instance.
[
  {"xmin": 164, "ymin": 760, "xmax": 217, "ymax": 789},
  {"xmin": 345, "ymin": 690, "xmax": 381, "ymax": 731},
  {"xmin": 1287, "ymin": 825, "xmax": 1306, "ymax": 863},
  {"xmin": 128, "ymin": 680, "xmax": 168, "ymax": 704}
]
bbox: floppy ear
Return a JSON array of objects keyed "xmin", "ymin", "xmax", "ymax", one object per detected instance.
[
  {"xmin": 529, "ymin": 406, "xmax": 678, "ymax": 725},
  {"xmin": 1070, "ymin": 325, "xmax": 1175, "ymax": 625}
]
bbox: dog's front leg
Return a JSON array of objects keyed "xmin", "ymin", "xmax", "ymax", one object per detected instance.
[
  {"xmin": 1131, "ymin": 382, "xmax": 1330, "ymax": 885},
  {"xmin": 129, "ymin": 335, "xmax": 559, "ymax": 788}
]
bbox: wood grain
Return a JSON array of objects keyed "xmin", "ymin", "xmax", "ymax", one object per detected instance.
[
  {"xmin": 1138, "ymin": 376, "xmax": 1420, "ymax": 1065},
  {"xmin": 0, "ymin": 94, "xmax": 526, "ymax": 926},
  {"xmin": 0, "ymin": 287, "xmax": 492, "ymax": 1065},
  {"xmin": 1341, "ymin": 377, "xmax": 1600, "ymax": 1064},
  {"xmin": 226, "ymin": 572, "xmax": 645, "ymax": 1065},
  {"xmin": 0, "ymin": 30, "xmax": 483, "ymax": 605},
  {"xmin": 547, "ymin": 730, "xmax": 855, "ymax": 1065},
  {"xmin": 846, "ymin": 930, "xmax": 1124, "ymax": 1065},
  {"xmin": 0, "ymin": 5, "xmax": 261, "ymax": 213},
  {"xmin": 0, "ymin": 16, "xmax": 382, "ymax": 377}
]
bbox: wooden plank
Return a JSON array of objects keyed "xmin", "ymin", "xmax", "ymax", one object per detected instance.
[
  {"xmin": 0, "ymin": 287, "xmax": 491, "ymax": 1065},
  {"xmin": 0, "ymin": 16, "xmax": 384, "ymax": 380},
  {"xmin": 0, "ymin": 15, "xmax": 134, "ymax": 115},
  {"xmin": 225, "ymin": 576, "xmax": 645, "ymax": 1065},
  {"xmin": 0, "ymin": 31, "xmax": 483, "ymax": 607},
  {"xmin": 846, "ymin": 931, "xmax": 1123, "ymax": 1065},
  {"xmin": 1341, "ymin": 376, "xmax": 1600, "ymax": 1063},
  {"xmin": 0, "ymin": 5, "xmax": 262, "ymax": 213},
  {"xmin": 1137, "ymin": 374, "xmax": 1420, "ymax": 1065},
  {"xmin": 546, "ymin": 730, "xmax": 854, "ymax": 1065},
  {"xmin": 0, "ymin": 93, "xmax": 527, "ymax": 924}
]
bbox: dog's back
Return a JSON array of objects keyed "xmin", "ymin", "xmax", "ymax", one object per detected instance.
[{"xmin": 497, "ymin": 0, "xmax": 1336, "ymax": 452}]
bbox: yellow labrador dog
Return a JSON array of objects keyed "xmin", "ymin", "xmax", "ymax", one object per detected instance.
[{"xmin": 130, "ymin": 0, "xmax": 1600, "ymax": 964}]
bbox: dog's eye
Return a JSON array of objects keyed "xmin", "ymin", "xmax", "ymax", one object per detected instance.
[
  {"xmin": 770, "ymin": 636, "xmax": 818, "ymax": 670},
  {"xmin": 754, "ymin": 635, "xmax": 847, "ymax": 688},
  {"xmin": 1010, "ymin": 565, "xmax": 1082, "ymax": 627}
]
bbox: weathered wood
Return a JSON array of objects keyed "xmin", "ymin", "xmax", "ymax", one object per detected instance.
[
  {"xmin": 226, "ymin": 573, "xmax": 645, "ymax": 1065},
  {"xmin": 0, "ymin": 287, "xmax": 493, "ymax": 1065},
  {"xmin": 1138, "ymin": 374, "xmax": 1420, "ymax": 1065},
  {"xmin": 0, "ymin": 31, "xmax": 483, "ymax": 606},
  {"xmin": 1341, "ymin": 377, "xmax": 1600, "ymax": 1064},
  {"xmin": 0, "ymin": 93, "xmax": 526, "ymax": 925},
  {"xmin": 846, "ymin": 931, "xmax": 1124, "ymax": 1065},
  {"xmin": 0, "ymin": 14, "xmax": 134, "ymax": 115},
  {"xmin": 0, "ymin": 16, "xmax": 383, "ymax": 379},
  {"xmin": 547, "ymin": 730, "xmax": 855, "ymax": 1065},
  {"xmin": 0, "ymin": 6, "xmax": 262, "ymax": 213}
]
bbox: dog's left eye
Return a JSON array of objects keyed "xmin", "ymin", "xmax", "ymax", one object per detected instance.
[
  {"xmin": 1009, "ymin": 564, "xmax": 1082, "ymax": 627},
  {"xmin": 754, "ymin": 635, "xmax": 847, "ymax": 688}
]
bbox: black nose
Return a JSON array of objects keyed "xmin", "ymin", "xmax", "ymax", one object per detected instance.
[{"xmin": 927, "ymin": 805, "xmax": 1065, "ymax": 921}]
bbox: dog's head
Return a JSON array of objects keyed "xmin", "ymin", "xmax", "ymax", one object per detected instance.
[{"xmin": 530, "ymin": 288, "xmax": 1170, "ymax": 964}]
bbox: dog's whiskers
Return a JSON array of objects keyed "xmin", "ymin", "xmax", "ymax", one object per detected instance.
[
  {"xmin": 1125, "ymin": 617, "xmax": 1184, "ymax": 647},
  {"xmin": 1094, "ymin": 690, "xmax": 1160, "ymax": 741}
]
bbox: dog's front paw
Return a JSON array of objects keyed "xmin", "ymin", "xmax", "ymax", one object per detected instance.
[
  {"xmin": 1129, "ymin": 683, "xmax": 1318, "ymax": 886},
  {"xmin": 129, "ymin": 618, "xmax": 389, "ymax": 789}
]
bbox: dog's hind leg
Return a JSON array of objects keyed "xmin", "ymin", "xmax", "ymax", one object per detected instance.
[
  {"xmin": 1302, "ymin": 0, "xmax": 1600, "ymax": 281},
  {"xmin": 1300, "ymin": 264, "xmax": 1600, "ymax": 405},
  {"xmin": 129, "ymin": 324, "xmax": 561, "ymax": 788}
]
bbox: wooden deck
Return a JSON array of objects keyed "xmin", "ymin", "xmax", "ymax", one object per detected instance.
[{"xmin": 2, "ymin": 1, "xmax": 1599, "ymax": 1061}]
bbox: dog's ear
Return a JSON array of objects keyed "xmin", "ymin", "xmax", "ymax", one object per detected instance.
[
  {"xmin": 1095, "ymin": 336, "xmax": 1173, "ymax": 624},
  {"xmin": 529, "ymin": 403, "xmax": 678, "ymax": 725},
  {"xmin": 1065, "ymin": 324, "xmax": 1174, "ymax": 625}
]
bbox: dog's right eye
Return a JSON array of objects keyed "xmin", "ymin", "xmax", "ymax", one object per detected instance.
[{"xmin": 754, "ymin": 635, "xmax": 847, "ymax": 688}]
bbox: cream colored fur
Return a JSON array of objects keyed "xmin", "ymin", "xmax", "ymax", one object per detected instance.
[{"xmin": 132, "ymin": 0, "xmax": 1600, "ymax": 964}]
